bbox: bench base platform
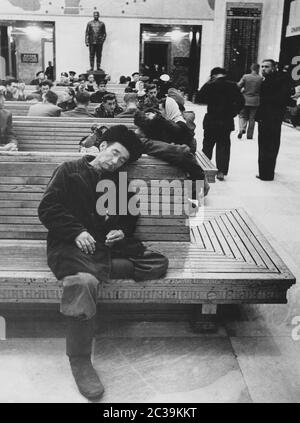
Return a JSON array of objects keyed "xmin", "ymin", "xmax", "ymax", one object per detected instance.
[{"xmin": 0, "ymin": 208, "xmax": 295, "ymax": 307}]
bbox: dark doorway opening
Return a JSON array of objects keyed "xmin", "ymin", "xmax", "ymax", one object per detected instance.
[
  {"xmin": 0, "ymin": 24, "xmax": 17, "ymax": 78},
  {"xmin": 144, "ymin": 42, "xmax": 170, "ymax": 73},
  {"xmin": 140, "ymin": 24, "xmax": 202, "ymax": 96}
]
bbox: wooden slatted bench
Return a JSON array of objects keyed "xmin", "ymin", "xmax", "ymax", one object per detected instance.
[
  {"xmin": 4, "ymin": 101, "xmax": 115, "ymax": 117},
  {"xmin": 0, "ymin": 152, "xmax": 295, "ymax": 338},
  {"xmin": 13, "ymin": 117, "xmax": 134, "ymax": 152},
  {"xmin": 12, "ymin": 116, "xmax": 218, "ymax": 182}
]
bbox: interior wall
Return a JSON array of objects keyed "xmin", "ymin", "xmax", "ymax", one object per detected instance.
[
  {"xmin": 0, "ymin": 0, "xmax": 215, "ymax": 85},
  {"xmin": 213, "ymin": 0, "xmax": 285, "ymax": 71}
]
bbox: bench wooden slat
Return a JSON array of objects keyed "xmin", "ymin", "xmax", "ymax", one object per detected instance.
[{"xmin": 0, "ymin": 152, "xmax": 190, "ymax": 243}]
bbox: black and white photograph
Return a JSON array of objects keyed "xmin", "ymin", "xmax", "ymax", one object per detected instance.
[{"xmin": 0, "ymin": 0, "xmax": 299, "ymax": 406}]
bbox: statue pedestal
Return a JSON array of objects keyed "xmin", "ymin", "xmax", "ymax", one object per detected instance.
[{"xmin": 85, "ymin": 69, "xmax": 107, "ymax": 84}]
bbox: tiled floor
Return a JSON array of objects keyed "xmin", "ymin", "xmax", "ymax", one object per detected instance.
[{"xmin": 0, "ymin": 104, "xmax": 300, "ymax": 403}]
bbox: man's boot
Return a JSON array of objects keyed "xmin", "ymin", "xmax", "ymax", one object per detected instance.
[{"xmin": 66, "ymin": 317, "xmax": 104, "ymax": 401}]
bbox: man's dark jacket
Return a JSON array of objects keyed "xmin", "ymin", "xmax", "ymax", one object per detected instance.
[
  {"xmin": 196, "ymin": 77, "xmax": 245, "ymax": 130},
  {"xmin": 62, "ymin": 106, "xmax": 94, "ymax": 118},
  {"xmin": 256, "ymin": 72, "xmax": 291, "ymax": 122},
  {"xmin": 0, "ymin": 108, "xmax": 18, "ymax": 146},
  {"xmin": 38, "ymin": 156, "xmax": 140, "ymax": 281},
  {"xmin": 90, "ymin": 90, "xmax": 111, "ymax": 104}
]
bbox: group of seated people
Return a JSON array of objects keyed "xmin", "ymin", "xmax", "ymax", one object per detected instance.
[
  {"xmin": 0, "ymin": 83, "xmax": 209, "ymax": 221},
  {"xmin": 0, "ymin": 68, "xmax": 206, "ymax": 192}
]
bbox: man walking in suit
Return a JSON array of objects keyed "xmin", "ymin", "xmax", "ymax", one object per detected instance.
[
  {"xmin": 196, "ymin": 67, "xmax": 244, "ymax": 181},
  {"xmin": 237, "ymin": 63, "xmax": 263, "ymax": 140},
  {"xmin": 85, "ymin": 11, "xmax": 107, "ymax": 71},
  {"xmin": 256, "ymin": 59, "xmax": 291, "ymax": 181}
]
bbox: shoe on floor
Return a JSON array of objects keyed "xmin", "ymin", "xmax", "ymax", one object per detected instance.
[
  {"xmin": 217, "ymin": 171, "xmax": 225, "ymax": 181},
  {"xmin": 256, "ymin": 175, "xmax": 274, "ymax": 181},
  {"xmin": 237, "ymin": 132, "xmax": 243, "ymax": 139},
  {"xmin": 69, "ymin": 356, "xmax": 104, "ymax": 401}
]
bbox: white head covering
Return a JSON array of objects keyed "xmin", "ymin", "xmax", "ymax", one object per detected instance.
[
  {"xmin": 160, "ymin": 74, "xmax": 170, "ymax": 82},
  {"xmin": 164, "ymin": 96, "xmax": 185, "ymax": 123}
]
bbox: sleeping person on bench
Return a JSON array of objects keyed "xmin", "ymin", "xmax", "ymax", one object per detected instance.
[
  {"xmin": 38, "ymin": 125, "xmax": 168, "ymax": 402},
  {"xmin": 134, "ymin": 108, "xmax": 210, "ymax": 200}
]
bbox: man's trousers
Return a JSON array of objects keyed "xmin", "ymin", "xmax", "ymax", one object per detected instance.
[
  {"xmin": 60, "ymin": 250, "xmax": 168, "ymax": 358},
  {"xmin": 89, "ymin": 43, "xmax": 103, "ymax": 69},
  {"xmin": 202, "ymin": 126, "xmax": 232, "ymax": 175},
  {"xmin": 258, "ymin": 118, "xmax": 282, "ymax": 180},
  {"xmin": 239, "ymin": 106, "xmax": 258, "ymax": 139}
]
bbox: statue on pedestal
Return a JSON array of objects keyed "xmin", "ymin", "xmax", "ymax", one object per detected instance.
[{"xmin": 85, "ymin": 11, "xmax": 107, "ymax": 71}]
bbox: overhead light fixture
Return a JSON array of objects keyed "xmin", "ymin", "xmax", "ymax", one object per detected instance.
[
  {"xmin": 170, "ymin": 29, "xmax": 184, "ymax": 41},
  {"xmin": 24, "ymin": 26, "xmax": 42, "ymax": 41}
]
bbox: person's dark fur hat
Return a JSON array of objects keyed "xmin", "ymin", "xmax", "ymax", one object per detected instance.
[{"xmin": 100, "ymin": 125, "xmax": 143, "ymax": 163}]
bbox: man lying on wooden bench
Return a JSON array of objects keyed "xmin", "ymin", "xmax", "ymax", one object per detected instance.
[{"xmin": 38, "ymin": 125, "xmax": 169, "ymax": 401}]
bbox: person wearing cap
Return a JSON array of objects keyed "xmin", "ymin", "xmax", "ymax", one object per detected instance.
[
  {"xmin": 69, "ymin": 71, "xmax": 78, "ymax": 85},
  {"xmin": 56, "ymin": 72, "xmax": 71, "ymax": 86},
  {"xmin": 117, "ymin": 93, "xmax": 139, "ymax": 117},
  {"xmin": 157, "ymin": 74, "xmax": 172, "ymax": 100},
  {"xmin": 30, "ymin": 71, "xmax": 46, "ymax": 86},
  {"xmin": 127, "ymin": 72, "xmax": 140, "ymax": 90},
  {"xmin": 196, "ymin": 67, "xmax": 245, "ymax": 181},
  {"xmin": 0, "ymin": 89, "xmax": 18, "ymax": 151},
  {"xmin": 38, "ymin": 125, "xmax": 168, "ymax": 402},
  {"xmin": 62, "ymin": 91, "xmax": 94, "ymax": 118}
]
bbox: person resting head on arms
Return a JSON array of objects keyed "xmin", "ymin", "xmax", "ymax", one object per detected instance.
[
  {"xmin": 58, "ymin": 87, "xmax": 76, "ymax": 112},
  {"xmin": 78, "ymin": 125, "xmax": 108, "ymax": 155},
  {"xmin": 116, "ymin": 93, "xmax": 139, "ymax": 117},
  {"xmin": 27, "ymin": 90, "xmax": 61, "ymax": 117},
  {"xmin": 134, "ymin": 98, "xmax": 196, "ymax": 153}
]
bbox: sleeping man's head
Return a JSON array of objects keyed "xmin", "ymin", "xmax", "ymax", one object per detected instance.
[{"xmin": 90, "ymin": 125, "xmax": 143, "ymax": 172}]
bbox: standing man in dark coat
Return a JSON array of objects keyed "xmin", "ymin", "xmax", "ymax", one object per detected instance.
[
  {"xmin": 85, "ymin": 11, "xmax": 107, "ymax": 71},
  {"xmin": 255, "ymin": 60, "xmax": 291, "ymax": 181},
  {"xmin": 38, "ymin": 125, "xmax": 168, "ymax": 401},
  {"xmin": 196, "ymin": 67, "xmax": 245, "ymax": 181}
]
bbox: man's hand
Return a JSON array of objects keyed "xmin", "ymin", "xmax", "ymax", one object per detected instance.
[
  {"xmin": 105, "ymin": 230, "xmax": 125, "ymax": 247},
  {"xmin": 75, "ymin": 231, "xmax": 96, "ymax": 254}
]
